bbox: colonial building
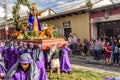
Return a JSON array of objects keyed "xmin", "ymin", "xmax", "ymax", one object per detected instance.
[
  {"xmin": 90, "ymin": 1, "xmax": 120, "ymax": 39},
  {"xmin": 41, "ymin": 8, "xmax": 90, "ymax": 41}
]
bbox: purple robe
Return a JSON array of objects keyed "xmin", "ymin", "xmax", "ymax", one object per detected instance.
[
  {"xmin": 2, "ymin": 48, "xmax": 9, "ymax": 69},
  {"xmin": 28, "ymin": 13, "xmax": 41, "ymax": 31},
  {"xmin": 18, "ymin": 47, "xmax": 24, "ymax": 56},
  {"xmin": 11, "ymin": 46, "xmax": 19, "ymax": 65},
  {"xmin": 0, "ymin": 64, "xmax": 7, "ymax": 80},
  {"xmin": 20, "ymin": 48, "xmax": 31, "ymax": 55},
  {"xmin": 28, "ymin": 48, "xmax": 34, "ymax": 56},
  {"xmin": 9, "ymin": 68, "xmax": 38, "ymax": 80},
  {"xmin": 8, "ymin": 45, "xmax": 15, "ymax": 70},
  {"xmin": 33, "ymin": 49, "xmax": 48, "ymax": 80},
  {"xmin": 60, "ymin": 47, "xmax": 71, "ymax": 71},
  {"xmin": 0, "ymin": 45, "xmax": 4, "ymax": 55},
  {"xmin": 6, "ymin": 53, "xmax": 39, "ymax": 80},
  {"xmin": 44, "ymin": 49, "xmax": 50, "ymax": 68}
]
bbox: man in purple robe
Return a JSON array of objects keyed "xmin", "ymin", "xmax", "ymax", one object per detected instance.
[
  {"xmin": 0, "ymin": 57, "xmax": 7, "ymax": 80},
  {"xmin": 18, "ymin": 42, "xmax": 24, "ymax": 57},
  {"xmin": 0, "ymin": 41, "xmax": 5, "ymax": 56},
  {"xmin": 2, "ymin": 41, "xmax": 10, "ymax": 69},
  {"xmin": 5, "ymin": 53, "xmax": 39, "ymax": 80},
  {"xmin": 44, "ymin": 47, "xmax": 51, "ymax": 69},
  {"xmin": 32, "ymin": 44, "xmax": 48, "ymax": 80},
  {"xmin": 7, "ymin": 41, "xmax": 15, "ymax": 70},
  {"xmin": 20, "ymin": 42, "xmax": 29, "ymax": 55},
  {"xmin": 60, "ymin": 44, "xmax": 71, "ymax": 74},
  {"xmin": 28, "ymin": 43, "xmax": 35, "ymax": 56},
  {"xmin": 11, "ymin": 41, "xmax": 19, "ymax": 65}
]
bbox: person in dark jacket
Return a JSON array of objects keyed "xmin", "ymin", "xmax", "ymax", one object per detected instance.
[{"xmin": 49, "ymin": 42, "xmax": 61, "ymax": 79}]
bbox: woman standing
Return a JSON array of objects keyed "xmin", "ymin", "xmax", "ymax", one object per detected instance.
[{"xmin": 104, "ymin": 42, "xmax": 112, "ymax": 65}]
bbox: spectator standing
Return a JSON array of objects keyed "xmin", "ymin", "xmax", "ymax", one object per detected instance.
[
  {"xmin": 104, "ymin": 42, "xmax": 112, "ymax": 65},
  {"xmin": 89, "ymin": 39, "xmax": 94, "ymax": 56},
  {"xmin": 83, "ymin": 39, "xmax": 89, "ymax": 56},
  {"xmin": 93, "ymin": 38, "xmax": 101, "ymax": 61},
  {"xmin": 113, "ymin": 43, "xmax": 119, "ymax": 66},
  {"xmin": 76, "ymin": 39, "xmax": 83, "ymax": 55},
  {"xmin": 71, "ymin": 34, "xmax": 77, "ymax": 54}
]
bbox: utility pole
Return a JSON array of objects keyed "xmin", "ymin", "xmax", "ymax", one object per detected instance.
[{"xmin": 3, "ymin": 0, "xmax": 9, "ymax": 40}]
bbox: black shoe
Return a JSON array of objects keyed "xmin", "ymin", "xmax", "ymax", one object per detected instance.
[
  {"xmin": 97, "ymin": 59, "xmax": 100, "ymax": 61},
  {"xmin": 60, "ymin": 71, "xmax": 63, "ymax": 73},
  {"xmin": 57, "ymin": 77, "xmax": 61, "ymax": 79},
  {"xmin": 48, "ymin": 77, "xmax": 52, "ymax": 80},
  {"xmin": 63, "ymin": 71, "xmax": 67, "ymax": 73},
  {"xmin": 93, "ymin": 58, "xmax": 96, "ymax": 60},
  {"xmin": 68, "ymin": 71, "xmax": 71, "ymax": 74}
]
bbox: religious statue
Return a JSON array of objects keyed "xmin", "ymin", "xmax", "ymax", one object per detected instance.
[
  {"xmin": 28, "ymin": 3, "xmax": 41, "ymax": 32},
  {"xmin": 12, "ymin": 3, "xmax": 58, "ymax": 40}
]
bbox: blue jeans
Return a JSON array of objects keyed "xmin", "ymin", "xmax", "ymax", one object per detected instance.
[
  {"xmin": 94, "ymin": 49, "xmax": 100, "ymax": 60},
  {"xmin": 113, "ymin": 53, "xmax": 119, "ymax": 64},
  {"xmin": 72, "ymin": 43, "xmax": 77, "ymax": 54}
]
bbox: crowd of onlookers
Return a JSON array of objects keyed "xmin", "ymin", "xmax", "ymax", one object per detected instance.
[{"xmin": 67, "ymin": 33, "xmax": 120, "ymax": 66}]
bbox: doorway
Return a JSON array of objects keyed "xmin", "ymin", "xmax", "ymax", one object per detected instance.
[{"xmin": 64, "ymin": 28, "xmax": 71, "ymax": 40}]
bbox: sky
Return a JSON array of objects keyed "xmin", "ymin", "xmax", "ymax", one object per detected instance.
[{"xmin": 0, "ymin": 0, "xmax": 120, "ymax": 21}]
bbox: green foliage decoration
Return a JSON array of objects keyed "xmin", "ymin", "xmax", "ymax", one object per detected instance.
[
  {"xmin": 53, "ymin": 31, "xmax": 59, "ymax": 37},
  {"xmin": 12, "ymin": 0, "xmax": 30, "ymax": 31}
]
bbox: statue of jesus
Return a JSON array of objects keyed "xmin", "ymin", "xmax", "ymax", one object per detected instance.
[{"xmin": 27, "ymin": 3, "xmax": 41, "ymax": 31}]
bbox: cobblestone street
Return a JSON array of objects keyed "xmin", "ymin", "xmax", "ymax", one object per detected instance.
[{"xmin": 70, "ymin": 54, "xmax": 120, "ymax": 75}]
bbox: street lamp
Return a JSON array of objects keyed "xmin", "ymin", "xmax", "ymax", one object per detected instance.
[
  {"xmin": 104, "ymin": 10, "xmax": 110, "ymax": 21},
  {"xmin": 3, "ymin": 0, "xmax": 9, "ymax": 40}
]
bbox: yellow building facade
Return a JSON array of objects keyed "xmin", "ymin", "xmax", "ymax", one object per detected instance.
[{"xmin": 41, "ymin": 11, "xmax": 90, "ymax": 42}]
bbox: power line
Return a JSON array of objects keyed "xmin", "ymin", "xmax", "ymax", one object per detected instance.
[
  {"xmin": 40, "ymin": 0, "xmax": 74, "ymax": 7},
  {"xmin": 52, "ymin": 0, "xmax": 87, "ymax": 13},
  {"xmin": 40, "ymin": 0, "xmax": 77, "ymax": 11}
]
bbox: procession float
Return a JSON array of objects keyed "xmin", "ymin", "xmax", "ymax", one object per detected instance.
[{"xmin": 12, "ymin": 1, "xmax": 66, "ymax": 50}]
